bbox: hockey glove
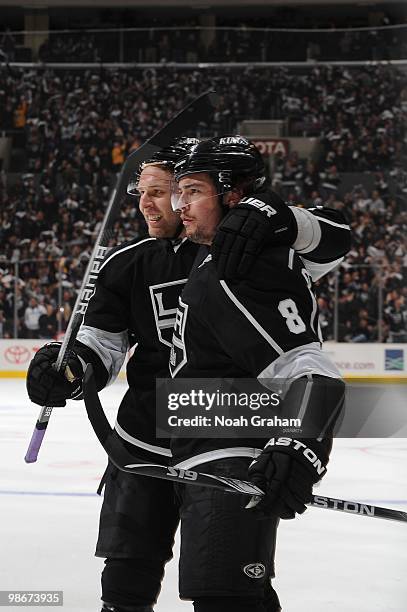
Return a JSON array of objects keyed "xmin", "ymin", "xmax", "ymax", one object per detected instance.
[
  {"xmin": 246, "ymin": 437, "xmax": 331, "ymax": 520},
  {"xmin": 211, "ymin": 191, "xmax": 298, "ymax": 278},
  {"xmin": 27, "ymin": 342, "xmax": 85, "ymax": 407}
]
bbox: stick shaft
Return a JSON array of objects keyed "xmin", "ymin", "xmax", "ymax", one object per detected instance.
[{"xmin": 24, "ymin": 90, "xmax": 218, "ymax": 463}]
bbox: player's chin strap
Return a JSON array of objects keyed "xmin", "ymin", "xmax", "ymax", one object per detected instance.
[
  {"xmin": 163, "ymin": 218, "xmax": 185, "ymax": 249},
  {"xmin": 172, "ymin": 217, "xmax": 185, "ymax": 239},
  {"xmin": 220, "ymin": 193, "xmax": 230, "ymax": 214}
]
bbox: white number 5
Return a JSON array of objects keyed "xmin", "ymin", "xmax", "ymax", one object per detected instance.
[{"xmin": 278, "ymin": 298, "xmax": 306, "ymax": 334}]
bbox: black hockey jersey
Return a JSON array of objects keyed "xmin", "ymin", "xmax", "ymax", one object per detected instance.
[
  {"xmin": 169, "ymin": 246, "xmax": 341, "ymax": 468},
  {"xmin": 76, "ymin": 206, "xmax": 349, "ymax": 463},
  {"xmin": 77, "ymin": 236, "xmax": 198, "ymax": 460}
]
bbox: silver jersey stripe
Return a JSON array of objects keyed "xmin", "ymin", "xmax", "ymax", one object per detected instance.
[
  {"xmin": 258, "ymin": 341, "xmax": 341, "ymax": 382},
  {"xmin": 99, "ymin": 237, "xmax": 156, "ymax": 273},
  {"xmin": 173, "ymin": 447, "xmax": 262, "ymax": 470},
  {"xmin": 307, "ymin": 282, "xmax": 318, "ymax": 333},
  {"xmin": 76, "ymin": 324, "xmax": 129, "ymax": 385},
  {"xmin": 296, "ymin": 374, "xmax": 314, "ymax": 422},
  {"xmin": 115, "ymin": 421, "xmax": 172, "ymax": 457},
  {"xmin": 288, "ymin": 248, "xmax": 295, "ymax": 270},
  {"xmin": 219, "ymin": 280, "xmax": 283, "ymax": 355}
]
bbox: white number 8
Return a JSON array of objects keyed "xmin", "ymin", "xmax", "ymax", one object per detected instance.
[{"xmin": 278, "ymin": 298, "xmax": 306, "ymax": 334}]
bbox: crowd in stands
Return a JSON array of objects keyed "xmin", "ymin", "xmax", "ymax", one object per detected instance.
[
  {"xmin": 1, "ymin": 17, "xmax": 404, "ymax": 64},
  {"xmin": 2, "ymin": 64, "xmax": 405, "ymax": 164},
  {"xmin": 38, "ymin": 35, "xmax": 100, "ymax": 64},
  {"xmin": 35, "ymin": 26, "xmax": 405, "ymax": 64},
  {"xmin": 315, "ymin": 183, "xmax": 407, "ymax": 343},
  {"xmin": 0, "ymin": 63, "xmax": 406, "ymax": 341}
]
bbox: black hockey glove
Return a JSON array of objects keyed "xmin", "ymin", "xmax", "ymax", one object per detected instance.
[
  {"xmin": 211, "ymin": 191, "xmax": 298, "ymax": 279},
  {"xmin": 27, "ymin": 342, "xmax": 84, "ymax": 407},
  {"xmin": 246, "ymin": 437, "xmax": 331, "ymax": 520}
]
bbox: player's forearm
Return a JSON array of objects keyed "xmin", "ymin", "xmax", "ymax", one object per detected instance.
[{"xmin": 259, "ymin": 370, "xmax": 345, "ymax": 440}]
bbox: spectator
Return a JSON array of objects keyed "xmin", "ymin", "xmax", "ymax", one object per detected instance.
[
  {"xmin": 24, "ymin": 297, "xmax": 46, "ymax": 339},
  {"xmin": 384, "ymin": 296, "xmax": 407, "ymax": 342},
  {"xmin": 351, "ymin": 317, "xmax": 375, "ymax": 342},
  {"xmin": 369, "ymin": 190, "xmax": 386, "ymax": 214},
  {"xmin": 39, "ymin": 303, "xmax": 58, "ymax": 339},
  {"xmin": 0, "ymin": 28, "xmax": 16, "ymax": 62},
  {"xmin": 111, "ymin": 141, "xmax": 126, "ymax": 172},
  {"xmin": 14, "ymin": 95, "xmax": 28, "ymax": 129},
  {"xmin": 0, "ymin": 310, "xmax": 8, "ymax": 338},
  {"xmin": 0, "ymin": 62, "xmax": 405, "ymax": 342}
]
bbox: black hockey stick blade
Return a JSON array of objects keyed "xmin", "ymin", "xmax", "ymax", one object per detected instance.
[
  {"xmin": 112, "ymin": 90, "xmax": 219, "ymax": 210},
  {"xmin": 83, "ymin": 364, "xmax": 263, "ymax": 495},
  {"xmin": 83, "ymin": 366, "xmax": 407, "ymax": 523}
]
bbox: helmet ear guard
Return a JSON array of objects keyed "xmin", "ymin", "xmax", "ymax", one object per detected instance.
[{"xmin": 217, "ymin": 170, "xmax": 233, "ymax": 194}]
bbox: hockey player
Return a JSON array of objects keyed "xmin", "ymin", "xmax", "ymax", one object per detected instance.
[
  {"xmin": 167, "ymin": 136, "xmax": 347, "ymax": 612},
  {"xmin": 26, "ymin": 137, "xmax": 350, "ymax": 612}
]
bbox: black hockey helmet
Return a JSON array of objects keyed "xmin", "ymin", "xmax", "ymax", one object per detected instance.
[
  {"xmin": 127, "ymin": 137, "xmax": 200, "ymax": 196},
  {"xmin": 173, "ymin": 136, "xmax": 266, "ymax": 195}
]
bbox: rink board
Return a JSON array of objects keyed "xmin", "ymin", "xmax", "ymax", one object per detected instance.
[{"xmin": 0, "ymin": 339, "xmax": 406, "ymax": 381}]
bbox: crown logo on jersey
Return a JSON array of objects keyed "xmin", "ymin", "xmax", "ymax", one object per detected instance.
[{"xmin": 150, "ymin": 279, "xmax": 188, "ymax": 348}]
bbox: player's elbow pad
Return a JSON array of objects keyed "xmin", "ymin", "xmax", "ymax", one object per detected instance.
[{"xmin": 291, "ymin": 207, "xmax": 351, "ymax": 263}]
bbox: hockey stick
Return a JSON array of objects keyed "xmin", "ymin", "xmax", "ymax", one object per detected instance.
[
  {"xmin": 83, "ymin": 365, "xmax": 407, "ymax": 524},
  {"xmin": 24, "ymin": 90, "xmax": 219, "ymax": 463},
  {"xmin": 83, "ymin": 365, "xmax": 264, "ymax": 496}
]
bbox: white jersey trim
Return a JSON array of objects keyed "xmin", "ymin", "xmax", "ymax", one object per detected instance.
[
  {"xmin": 313, "ymin": 215, "xmax": 351, "ymax": 230},
  {"xmin": 301, "ymin": 256, "xmax": 343, "ymax": 282},
  {"xmin": 172, "ymin": 237, "xmax": 188, "ymax": 253},
  {"xmin": 99, "ymin": 237, "xmax": 156, "ymax": 272},
  {"xmin": 258, "ymin": 341, "xmax": 341, "ymax": 383},
  {"xmin": 219, "ymin": 280, "xmax": 284, "ymax": 355},
  {"xmin": 173, "ymin": 447, "xmax": 263, "ymax": 469},
  {"xmin": 115, "ymin": 421, "xmax": 172, "ymax": 457}
]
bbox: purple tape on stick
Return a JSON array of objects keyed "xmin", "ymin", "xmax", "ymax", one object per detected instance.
[{"xmin": 24, "ymin": 428, "xmax": 46, "ymax": 463}]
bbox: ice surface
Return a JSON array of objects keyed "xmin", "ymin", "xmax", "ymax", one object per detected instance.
[{"xmin": 1, "ymin": 379, "xmax": 406, "ymax": 611}]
